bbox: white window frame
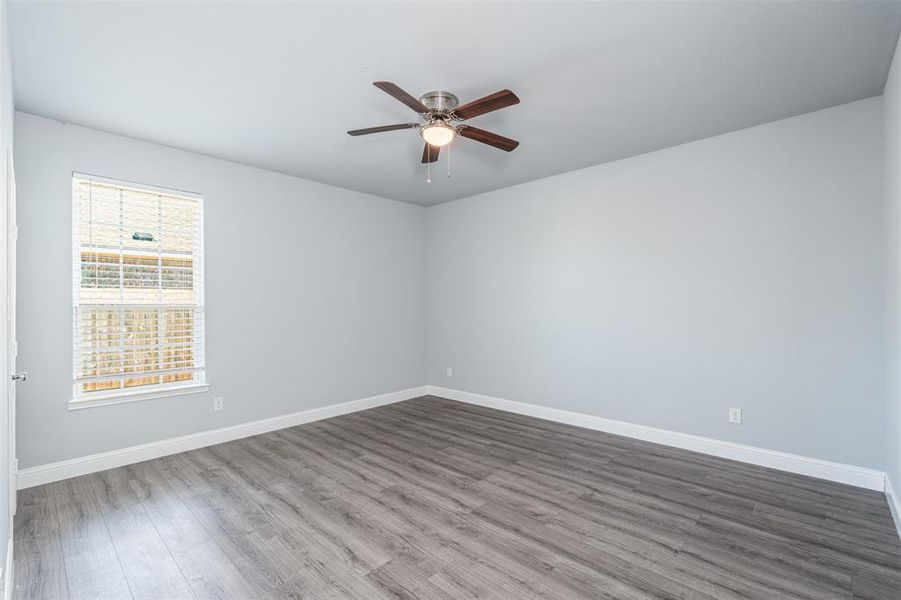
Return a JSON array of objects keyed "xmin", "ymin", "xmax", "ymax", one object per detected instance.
[{"xmin": 69, "ymin": 172, "xmax": 208, "ymax": 409}]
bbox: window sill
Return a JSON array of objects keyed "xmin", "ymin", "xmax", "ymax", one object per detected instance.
[{"xmin": 68, "ymin": 383, "xmax": 210, "ymax": 411}]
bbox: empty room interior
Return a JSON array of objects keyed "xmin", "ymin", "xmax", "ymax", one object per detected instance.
[{"xmin": 6, "ymin": 0, "xmax": 901, "ymax": 598}]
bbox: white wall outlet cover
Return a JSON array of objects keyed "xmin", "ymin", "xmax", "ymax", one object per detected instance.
[
  {"xmin": 213, "ymin": 397, "xmax": 224, "ymax": 411},
  {"xmin": 446, "ymin": 367, "xmax": 453, "ymax": 377},
  {"xmin": 729, "ymin": 407, "xmax": 742, "ymax": 424}
]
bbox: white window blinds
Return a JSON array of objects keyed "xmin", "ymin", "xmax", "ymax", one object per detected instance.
[{"xmin": 72, "ymin": 174, "xmax": 205, "ymax": 401}]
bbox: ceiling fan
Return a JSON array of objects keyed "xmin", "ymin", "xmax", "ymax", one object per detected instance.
[{"xmin": 347, "ymin": 82, "xmax": 520, "ymax": 166}]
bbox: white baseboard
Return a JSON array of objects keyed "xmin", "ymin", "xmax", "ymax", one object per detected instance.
[
  {"xmin": 426, "ymin": 385, "xmax": 886, "ymax": 492},
  {"xmin": 17, "ymin": 386, "xmax": 428, "ymax": 490},
  {"xmin": 16, "ymin": 383, "xmax": 888, "ymax": 495},
  {"xmin": 886, "ymin": 475, "xmax": 901, "ymax": 541},
  {"xmin": 2, "ymin": 536, "xmax": 11, "ymax": 600}
]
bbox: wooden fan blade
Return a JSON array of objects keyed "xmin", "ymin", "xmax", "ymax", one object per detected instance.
[
  {"xmin": 373, "ymin": 81, "xmax": 430, "ymax": 114},
  {"xmin": 458, "ymin": 126, "xmax": 519, "ymax": 152},
  {"xmin": 454, "ymin": 89, "xmax": 519, "ymax": 120},
  {"xmin": 422, "ymin": 143, "xmax": 440, "ymax": 163},
  {"xmin": 347, "ymin": 123, "xmax": 419, "ymax": 136}
]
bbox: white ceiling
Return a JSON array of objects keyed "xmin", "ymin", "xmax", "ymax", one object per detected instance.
[{"xmin": 10, "ymin": 1, "xmax": 901, "ymax": 206}]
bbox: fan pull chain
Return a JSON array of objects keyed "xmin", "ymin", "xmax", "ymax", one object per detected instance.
[
  {"xmin": 447, "ymin": 142, "xmax": 451, "ymax": 179},
  {"xmin": 427, "ymin": 150, "xmax": 431, "ymax": 184}
]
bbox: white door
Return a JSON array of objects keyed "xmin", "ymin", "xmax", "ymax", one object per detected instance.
[{"xmin": 6, "ymin": 150, "xmax": 16, "ymax": 526}]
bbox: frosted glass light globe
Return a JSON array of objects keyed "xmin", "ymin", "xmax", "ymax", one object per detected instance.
[{"xmin": 421, "ymin": 122, "xmax": 456, "ymax": 147}]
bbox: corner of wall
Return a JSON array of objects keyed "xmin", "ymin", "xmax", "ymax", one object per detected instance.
[{"xmin": 884, "ymin": 26, "xmax": 901, "ymax": 540}]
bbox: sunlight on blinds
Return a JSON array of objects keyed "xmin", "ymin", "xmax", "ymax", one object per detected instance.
[{"xmin": 72, "ymin": 174, "xmax": 205, "ymax": 399}]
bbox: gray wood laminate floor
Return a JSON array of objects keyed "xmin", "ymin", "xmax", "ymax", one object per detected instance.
[{"xmin": 13, "ymin": 396, "xmax": 901, "ymax": 599}]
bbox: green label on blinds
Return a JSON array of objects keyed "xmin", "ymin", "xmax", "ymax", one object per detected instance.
[{"xmin": 132, "ymin": 232, "xmax": 154, "ymax": 242}]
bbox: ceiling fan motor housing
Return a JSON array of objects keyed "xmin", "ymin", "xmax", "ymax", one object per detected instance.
[{"xmin": 419, "ymin": 91, "xmax": 460, "ymax": 113}]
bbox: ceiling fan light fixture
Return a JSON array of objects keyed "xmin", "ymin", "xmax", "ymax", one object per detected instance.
[{"xmin": 420, "ymin": 121, "xmax": 456, "ymax": 147}]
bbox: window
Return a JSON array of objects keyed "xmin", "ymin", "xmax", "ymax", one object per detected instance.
[{"xmin": 71, "ymin": 174, "xmax": 206, "ymax": 407}]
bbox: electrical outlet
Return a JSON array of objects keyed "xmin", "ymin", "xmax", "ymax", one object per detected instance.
[
  {"xmin": 213, "ymin": 397, "xmax": 224, "ymax": 412},
  {"xmin": 446, "ymin": 367, "xmax": 453, "ymax": 377},
  {"xmin": 729, "ymin": 407, "xmax": 742, "ymax": 424}
]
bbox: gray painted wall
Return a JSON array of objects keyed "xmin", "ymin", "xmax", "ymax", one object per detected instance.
[
  {"xmin": 14, "ymin": 95, "xmax": 888, "ymax": 476},
  {"xmin": 14, "ymin": 112, "xmax": 427, "ymax": 468},
  {"xmin": 427, "ymin": 98, "xmax": 885, "ymax": 469},
  {"xmin": 885, "ymin": 34, "xmax": 901, "ymax": 490}
]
